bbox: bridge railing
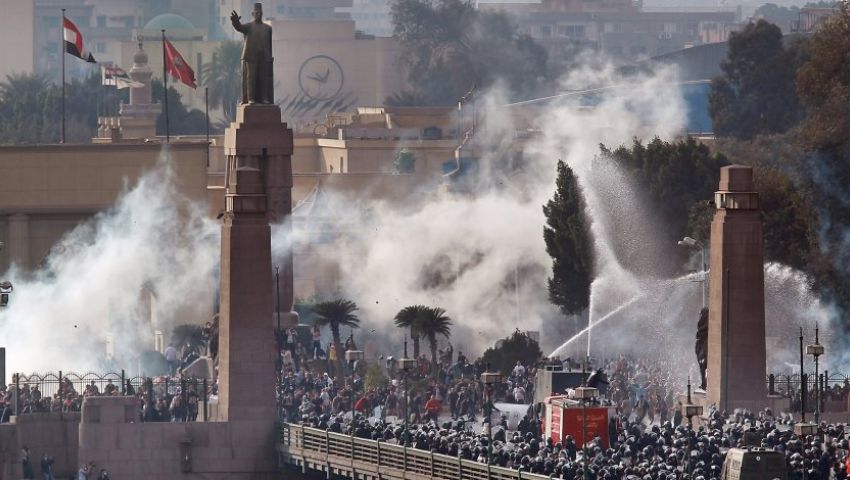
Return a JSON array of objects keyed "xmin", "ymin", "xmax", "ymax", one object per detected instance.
[{"xmin": 279, "ymin": 422, "xmax": 550, "ymax": 480}]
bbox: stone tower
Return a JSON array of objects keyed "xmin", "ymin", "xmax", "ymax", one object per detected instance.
[
  {"xmin": 706, "ymin": 165, "xmax": 767, "ymax": 411},
  {"xmin": 217, "ymin": 103, "xmax": 293, "ymax": 423},
  {"xmin": 118, "ymin": 39, "xmax": 161, "ymax": 140}
]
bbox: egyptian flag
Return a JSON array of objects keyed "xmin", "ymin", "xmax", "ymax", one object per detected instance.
[
  {"xmin": 63, "ymin": 17, "xmax": 96, "ymax": 63},
  {"xmin": 102, "ymin": 65, "xmax": 143, "ymax": 89},
  {"xmin": 163, "ymin": 37, "xmax": 197, "ymax": 88}
]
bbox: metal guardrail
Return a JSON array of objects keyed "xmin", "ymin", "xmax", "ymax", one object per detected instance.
[{"xmin": 277, "ymin": 422, "xmax": 550, "ymax": 480}]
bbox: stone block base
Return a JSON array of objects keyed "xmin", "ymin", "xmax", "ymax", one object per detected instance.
[{"xmin": 78, "ymin": 396, "xmax": 278, "ymax": 479}]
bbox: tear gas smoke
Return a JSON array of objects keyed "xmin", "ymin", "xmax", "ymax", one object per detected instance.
[
  {"xmin": 1, "ymin": 59, "xmax": 842, "ymax": 377},
  {"xmin": 271, "ymin": 63, "xmax": 693, "ymax": 358},
  {"xmin": 0, "ymin": 150, "xmax": 218, "ymax": 375}
]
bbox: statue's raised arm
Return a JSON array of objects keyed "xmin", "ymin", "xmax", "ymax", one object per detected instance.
[
  {"xmin": 230, "ymin": 10, "xmax": 246, "ymax": 33},
  {"xmin": 231, "ymin": 3, "xmax": 273, "ymax": 104}
]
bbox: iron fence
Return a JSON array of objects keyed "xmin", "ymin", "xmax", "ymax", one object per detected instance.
[
  {"xmin": 767, "ymin": 372, "xmax": 849, "ymax": 413},
  {"xmin": 5, "ymin": 371, "xmax": 209, "ymax": 421},
  {"xmin": 767, "ymin": 372, "xmax": 850, "ymax": 395}
]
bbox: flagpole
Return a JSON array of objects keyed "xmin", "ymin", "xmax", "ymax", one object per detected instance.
[
  {"xmin": 61, "ymin": 8, "xmax": 66, "ymax": 144},
  {"xmin": 205, "ymin": 86, "xmax": 210, "ymax": 167},
  {"xmin": 161, "ymin": 29, "xmax": 170, "ymax": 143}
]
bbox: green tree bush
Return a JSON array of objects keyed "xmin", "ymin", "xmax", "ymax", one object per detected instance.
[
  {"xmin": 543, "ymin": 160, "xmax": 593, "ymax": 315},
  {"xmin": 708, "ymin": 20, "xmax": 803, "ymax": 139},
  {"xmin": 389, "ymin": 0, "xmax": 548, "ymax": 105},
  {"xmin": 480, "ymin": 330, "xmax": 542, "ymax": 375}
]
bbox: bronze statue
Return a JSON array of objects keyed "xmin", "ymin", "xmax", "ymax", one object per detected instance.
[
  {"xmin": 230, "ymin": 3, "xmax": 273, "ymax": 104},
  {"xmin": 695, "ymin": 307, "xmax": 708, "ymax": 390}
]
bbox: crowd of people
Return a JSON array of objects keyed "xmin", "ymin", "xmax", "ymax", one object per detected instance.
[
  {"xmin": 279, "ymin": 339, "xmax": 850, "ymax": 480},
  {"xmin": 0, "ymin": 378, "xmax": 125, "ymax": 419},
  {"xmin": 297, "ymin": 402, "xmax": 850, "ymax": 480},
  {"xmin": 8, "ymin": 322, "xmax": 850, "ymax": 480}
]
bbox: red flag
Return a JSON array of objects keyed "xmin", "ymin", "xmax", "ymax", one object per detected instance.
[
  {"xmin": 163, "ymin": 37, "xmax": 196, "ymax": 88},
  {"xmin": 63, "ymin": 17, "xmax": 96, "ymax": 63}
]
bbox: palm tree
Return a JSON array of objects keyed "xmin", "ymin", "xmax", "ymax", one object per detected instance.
[
  {"xmin": 312, "ymin": 298, "xmax": 360, "ymax": 375},
  {"xmin": 418, "ymin": 307, "xmax": 452, "ymax": 377},
  {"xmin": 394, "ymin": 305, "xmax": 427, "ymax": 359},
  {"xmin": 201, "ymin": 41, "xmax": 241, "ymax": 123}
]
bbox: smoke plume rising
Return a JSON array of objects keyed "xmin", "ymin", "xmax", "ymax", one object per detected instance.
[{"xmin": 0, "ymin": 150, "xmax": 218, "ymax": 375}]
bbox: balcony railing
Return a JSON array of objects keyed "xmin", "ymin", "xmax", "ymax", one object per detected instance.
[{"xmin": 278, "ymin": 422, "xmax": 551, "ymax": 480}]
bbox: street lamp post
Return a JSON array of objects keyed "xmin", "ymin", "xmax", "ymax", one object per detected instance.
[
  {"xmin": 800, "ymin": 327, "xmax": 807, "ymax": 422},
  {"xmin": 683, "ymin": 376, "xmax": 704, "ymax": 477},
  {"xmin": 806, "ymin": 326, "xmax": 824, "ymax": 427},
  {"xmin": 345, "ymin": 348, "xmax": 364, "ymax": 454},
  {"xmin": 0, "ymin": 241, "xmax": 11, "ymax": 309},
  {"xmin": 574, "ymin": 365, "xmax": 598, "ymax": 480},
  {"xmin": 480, "ymin": 368, "xmax": 503, "ymax": 466},
  {"xmin": 399, "ymin": 336, "xmax": 417, "ymax": 447},
  {"xmin": 345, "ymin": 349, "xmax": 365, "ymax": 417},
  {"xmin": 678, "ymin": 236, "xmax": 707, "ymax": 309}
]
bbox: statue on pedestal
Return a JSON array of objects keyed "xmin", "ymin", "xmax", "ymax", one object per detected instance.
[{"xmin": 230, "ymin": 3, "xmax": 273, "ymax": 104}]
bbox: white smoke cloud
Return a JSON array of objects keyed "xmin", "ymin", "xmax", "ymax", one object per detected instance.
[
  {"xmin": 274, "ymin": 62, "xmax": 692, "ymax": 358},
  {"xmin": 0, "ymin": 149, "xmax": 218, "ymax": 375},
  {"xmin": 3, "ymin": 56, "xmax": 838, "ymax": 380}
]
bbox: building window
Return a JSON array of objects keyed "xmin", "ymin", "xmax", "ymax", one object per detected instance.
[
  {"xmin": 97, "ymin": 16, "xmax": 106, "ymax": 27},
  {"xmin": 96, "ymin": 42, "xmax": 106, "ymax": 54},
  {"xmin": 558, "ymin": 25, "xmax": 586, "ymax": 38},
  {"xmin": 538, "ymin": 25, "xmax": 552, "ymax": 37}
]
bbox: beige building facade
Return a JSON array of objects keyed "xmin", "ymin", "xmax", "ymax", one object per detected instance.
[
  {"xmin": 0, "ymin": 143, "xmax": 208, "ymax": 273},
  {"xmin": 272, "ymin": 18, "xmax": 407, "ymax": 124},
  {"xmin": 1, "ymin": 103, "xmax": 476, "ymax": 308},
  {"xmin": 0, "ymin": 0, "xmax": 36, "ymax": 81}
]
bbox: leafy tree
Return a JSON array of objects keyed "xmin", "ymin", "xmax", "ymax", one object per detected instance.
[
  {"xmin": 170, "ymin": 323, "xmax": 205, "ymax": 355},
  {"xmin": 708, "ymin": 20, "xmax": 803, "ymax": 139},
  {"xmin": 796, "ymin": 6, "xmax": 850, "ymax": 150},
  {"xmin": 394, "ymin": 304, "xmax": 427, "ymax": 358},
  {"xmin": 754, "ymin": 3, "xmax": 801, "ymax": 31},
  {"xmin": 755, "ymin": 167, "xmax": 819, "ymax": 271},
  {"xmin": 0, "ymin": 73, "xmax": 59, "ymax": 144},
  {"xmin": 364, "ymin": 363, "xmax": 389, "ymax": 390},
  {"xmin": 390, "ymin": 0, "xmax": 548, "ymax": 105},
  {"xmin": 151, "ymin": 78, "xmax": 208, "ymax": 136},
  {"xmin": 0, "ymin": 72, "xmax": 128, "ymax": 144},
  {"xmin": 604, "ymin": 137, "xmax": 729, "ymax": 247},
  {"xmin": 201, "ymin": 41, "xmax": 241, "ymax": 124},
  {"xmin": 794, "ymin": 7, "xmax": 850, "ymax": 309},
  {"xmin": 480, "ymin": 330, "xmax": 542, "ymax": 376},
  {"xmin": 312, "ymin": 298, "xmax": 360, "ymax": 374},
  {"xmin": 418, "ymin": 306, "xmax": 452, "ymax": 376},
  {"xmin": 542, "ymin": 160, "xmax": 593, "ymax": 316}
]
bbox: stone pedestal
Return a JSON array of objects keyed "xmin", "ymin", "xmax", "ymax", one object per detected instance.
[
  {"xmin": 224, "ymin": 105, "xmax": 299, "ymax": 329},
  {"xmin": 217, "ymin": 104, "xmax": 284, "ymax": 423},
  {"xmin": 707, "ymin": 165, "xmax": 767, "ymax": 412}
]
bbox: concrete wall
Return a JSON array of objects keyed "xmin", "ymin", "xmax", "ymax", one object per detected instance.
[
  {"xmin": 78, "ymin": 396, "xmax": 277, "ymax": 480},
  {"xmin": 0, "ymin": 412, "xmax": 81, "ymax": 480}
]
